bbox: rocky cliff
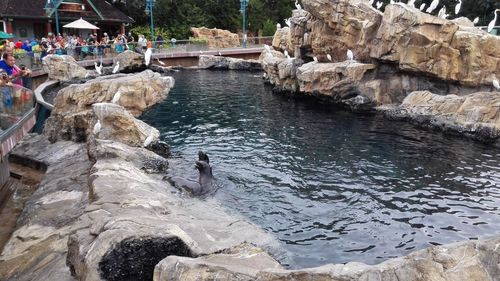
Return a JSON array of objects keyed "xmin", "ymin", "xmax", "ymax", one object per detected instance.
[
  {"xmin": 262, "ymin": 0, "xmax": 500, "ymax": 141},
  {"xmin": 190, "ymin": 27, "xmax": 240, "ymax": 49}
]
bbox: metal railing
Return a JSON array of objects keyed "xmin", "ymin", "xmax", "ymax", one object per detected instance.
[{"xmin": 12, "ymin": 36, "xmax": 273, "ymax": 71}]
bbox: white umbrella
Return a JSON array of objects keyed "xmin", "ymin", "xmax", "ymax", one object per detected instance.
[{"xmin": 63, "ymin": 18, "xmax": 100, "ymax": 29}]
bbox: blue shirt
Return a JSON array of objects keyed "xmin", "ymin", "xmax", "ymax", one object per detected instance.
[{"xmin": 0, "ymin": 60, "xmax": 14, "ymax": 75}]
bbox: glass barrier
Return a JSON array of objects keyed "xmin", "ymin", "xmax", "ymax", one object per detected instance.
[{"xmin": 0, "ymin": 84, "xmax": 35, "ymax": 133}]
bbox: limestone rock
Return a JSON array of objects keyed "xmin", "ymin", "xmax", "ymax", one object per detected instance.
[
  {"xmin": 383, "ymin": 91, "xmax": 500, "ymax": 141},
  {"xmin": 42, "ymin": 55, "xmax": 88, "ymax": 82},
  {"xmin": 272, "ymin": 27, "xmax": 293, "ymax": 54},
  {"xmin": 115, "ymin": 50, "xmax": 146, "ymax": 72},
  {"xmin": 260, "ymin": 49, "xmax": 301, "ymax": 93},
  {"xmin": 190, "ymin": 27, "xmax": 240, "ymax": 49},
  {"xmin": 43, "ymin": 70, "xmax": 173, "ymax": 143},
  {"xmin": 154, "ymin": 243, "xmax": 283, "ymax": 281},
  {"xmin": 371, "ymin": 4, "xmax": 500, "ymax": 86},
  {"xmin": 303, "ymin": 0, "xmax": 382, "ymax": 62},
  {"xmin": 91, "ymin": 103, "xmax": 160, "ymax": 147},
  {"xmin": 198, "ymin": 55, "xmax": 261, "ymax": 71}
]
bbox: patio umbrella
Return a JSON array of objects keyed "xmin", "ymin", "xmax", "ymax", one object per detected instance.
[
  {"xmin": 63, "ymin": 18, "xmax": 100, "ymax": 30},
  {"xmin": 0, "ymin": 31, "xmax": 14, "ymax": 39}
]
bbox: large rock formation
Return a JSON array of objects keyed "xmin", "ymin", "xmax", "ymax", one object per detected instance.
[
  {"xmin": 261, "ymin": 0, "xmax": 499, "ymax": 140},
  {"xmin": 190, "ymin": 27, "xmax": 240, "ymax": 49},
  {"xmin": 43, "ymin": 70, "xmax": 174, "ymax": 143},
  {"xmin": 198, "ymin": 55, "xmax": 262, "ymax": 71},
  {"xmin": 42, "ymin": 55, "xmax": 88, "ymax": 82}
]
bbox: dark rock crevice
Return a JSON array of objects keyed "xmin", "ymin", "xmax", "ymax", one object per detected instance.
[{"xmin": 98, "ymin": 236, "xmax": 194, "ymax": 281}]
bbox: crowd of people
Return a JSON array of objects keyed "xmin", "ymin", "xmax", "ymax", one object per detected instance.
[{"xmin": 0, "ymin": 31, "xmax": 158, "ymax": 66}]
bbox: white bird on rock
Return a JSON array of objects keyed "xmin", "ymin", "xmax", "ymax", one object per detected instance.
[
  {"xmin": 327, "ymin": 54, "xmax": 332, "ymax": 61},
  {"xmin": 284, "ymin": 50, "xmax": 291, "ymax": 59},
  {"xmin": 455, "ymin": 0, "xmax": 461, "ymax": 15},
  {"xmin": 277, "ymin": 23, "xmax": 281, "ymax": 29},
  {"xmin": 313, "ymin": 56, "xmax": 318, "ymax": 63},
  {"xmin": 112, "ymin": 61, "xmax": 120, "ymax": 74},
  {"xmin": 111, "ymin": 91, "xmax": 121, "ymax": 104},
  {"xmin": 94, "ymin": 62, "xmax": 102, "ymax": 75},
  {"xmin": 369, "ymin": 0, "xmax": 374, "ymax": 6},
  {"xmin": 438, "ymin": 6, "xmax": 449, "ymax": 19},
  {"xmin": 295, "ymin": 0, "xmax": 302, "ymax": 11},
  {"xmin": 143, "ymin": 133, "xmax": 155, "ymax": 147},
  {"xmin": 493, "ymin": 79, "xmax": 500, "ymax": 91},
  {"xmin": 156, "ymin": 58, "xmax": 165, "ymax": 65},
  {"xmin": 407, "ymin": 0, "xmax": 415, "ymax": 8},
  {"xmin": 473, "ymin": 17, "xmax": 479, "ymax": 25},
  {"xmin": 426, "ymin": 0, "xmax": 439, "ymax": 13},
  {"xmin": 347, "ymin": 49, "xmax": 354, "ymax": 61},
  {"xmin": 419, "ymin": 3, "xmax": 426, "ymax": 11},
  {"xmin": 93, "ymin": 120, "xmax": 101, "ymax": 136},
  {"xmin": 376, "ymin": 1, "xmax": 383, "ymax": 10},
  {"xmin": 144, "ymin": 48, "xmax": 152, "ymax": 66},
  {"xmin": 285, "ymin": 18, "xmax": 291, "ymax": 27},
  {"xmin": 488, "ymin": 9, "xmax": 500, "ymax": 33}
]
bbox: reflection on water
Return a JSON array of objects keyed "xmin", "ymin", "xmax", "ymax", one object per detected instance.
[{"xmin": 141, "ymin": 70, "xmax": 500, "ymax": 269}]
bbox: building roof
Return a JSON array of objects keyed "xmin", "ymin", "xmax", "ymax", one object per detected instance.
[{"xmin": 0, "ymin": 0, "xmax": 133, "ymax": 23}]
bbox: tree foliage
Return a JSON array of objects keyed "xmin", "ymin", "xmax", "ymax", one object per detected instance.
[{"xmin": 112, "ymin": 0, "xmax": 499, "ymax": 39}]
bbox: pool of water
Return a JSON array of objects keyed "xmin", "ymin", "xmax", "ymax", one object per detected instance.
[{"xmin": 141, "ymin": 70, "xmax": 500, "ymax": 269}]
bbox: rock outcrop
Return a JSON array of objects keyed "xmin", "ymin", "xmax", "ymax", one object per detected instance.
[
  {"xmin": 198, "ymin": 55, "xmax": 262, "ymax": 71},
  {"xmin": 43, "ymin": 70, "xmax": 174, "ymax": 143},
  {"xmin": 190, "ymin": 27, "xmax": 240, "ymax": 49},
  {"xmin": 42, "ymin": 55, "xmax": 88, "ymax": 82},
  {"xmin": 154, "ymin": 236, "xmax": 500, "ymax": 281},
  {"xmin": 115, "ymin": 50, "xmax": 146, "ymax": 73},
  {"xmin": 383, "ymin": 91, "xmax": 500, "ymax": 141},
  {"xmin": 261, "ymin": 0, "xmax": 500, "ymax": 140}
]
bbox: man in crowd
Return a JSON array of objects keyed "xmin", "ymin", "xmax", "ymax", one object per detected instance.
[{"xmin": 0, "ymin": 53, "xmax": 31, "ymax": 87}]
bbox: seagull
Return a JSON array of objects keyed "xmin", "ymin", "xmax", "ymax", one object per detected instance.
[
  {"xmin": 93, "ymin": 120, "xmax": 101, "ymax": 136},
  {"xmin": 284, "ymin": 50, "xmax": 289, "ymax": 58},
  {"xmin": 455, "ymin": 0, "xmax": 461, "ymax": 15},
  {"xmin": 94, "ymin": 62, "xmax": 102, "ymax": 75},
  {"xmin": 277, "ymin": 23, "xmax": 281, "ymax": 29},
  {"xmin": 218, "ymin": 51, "xmax": 222, "ymax": 56},
  {"xmin": 473, "ymin": 17, "xmax": 479, "ymax": 25},
  {"xmin": 313, "ymin": 56, "xmax": 318, "ymax": 62},
  {"xmin": 419, "ymin": 3, "xmax": 426, "ymax": 11},
  {"xmin": 111, "ymin": 91, "xmax": 121, "ymax": 104},
  {"xmin": 285, "ymin": 18, "xmax": 291, "ymax": 27},
  {"xmin": 493, "ymin": 79, "xmax": 500, "ymax": 91},
  {"xmin": 376, "ymin": 1, "xmax": 383, "ymax": 10},
  {"xmin": 369, "ymin": 0, "xmax": 374, "ymax": 5},
  {"xmin": 407, "ymin": 0, "xmax": 415, "ymax": 8},
  {"xmin": 112, "ymin": 61, "xmax": 120, "ymax": 74},
  {"xmin": 347, "ymin": 49, "xmax": 354, "ymax": 61},
  {"xmin": 156, "ymin": 58, "xmax": 165, "ymax": 65},
  {"xmin": 438, "ymin": 6, "xmax": 449, "ymax": 19},
  {"xmin": 390, "ymin": 0, "xmax": 395, "ymax": 4},
  {"xmin": 426, "ymin": 0, "xmax": 439, "ymax": 13},
  {"xmin": 143, "ymin": 133, "xmax": 155, "ymax": 147},
  {"xmin": 327, "ymin": 54, "xmax": 332, "ymax": 61},
  {"xmin": 144, "ymin": 48, "xmax": 152, "ymax": 66},
  {"xmin": 295, "ymin": 0, "xmax": 302, "ymax": 11},
  {"xmin": 487, "ymin": 9, "xmax": 500, "ymax": 33}
]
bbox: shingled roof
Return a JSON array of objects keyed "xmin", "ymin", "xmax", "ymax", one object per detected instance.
[{"xmin": 0, "ymin": 0, "xmax": 133, "ymax": 23}]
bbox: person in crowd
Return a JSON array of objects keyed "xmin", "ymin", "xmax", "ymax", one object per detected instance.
[
  {"xmin": 156, "ymin": 35, "xmax": 163, "ymax": 49},
  {"xmin": 137, "ymin": 35, "xmax": 147, "ymax": 53},
  {"xmin": 0, "ymin": 53, "xmax": 31, "ymax": 87}
]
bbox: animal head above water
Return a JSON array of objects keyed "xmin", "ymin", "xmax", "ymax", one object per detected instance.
[{"xmin": 198, "ymin": 151, "xmax": 209, "ymax": 164}]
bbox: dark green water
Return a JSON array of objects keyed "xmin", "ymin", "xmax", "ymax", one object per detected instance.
[{"xmin": 141, "ymin": 70, "xmax": 500, "ymax": 269}]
